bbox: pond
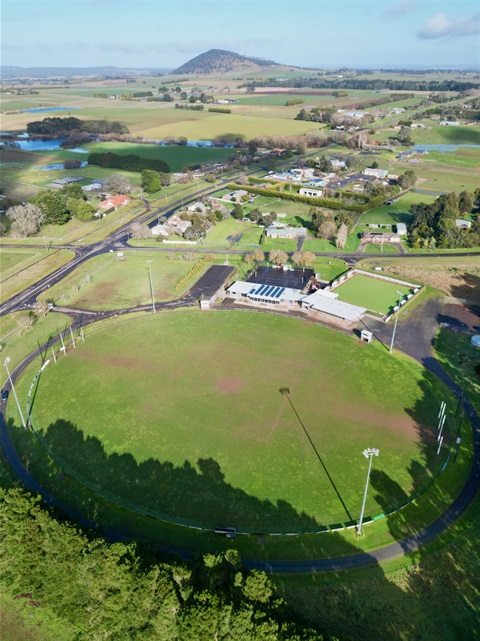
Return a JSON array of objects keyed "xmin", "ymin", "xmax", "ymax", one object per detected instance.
[
  {"xmin": 40, "ymin": 161, "xmax": 88, "ymax": 171},
  {"xmin": 413, "ymin": 144, "xmax": 480, "ymax": 153},
  {"xmin": 21, "ymin": 107, "xmax": 79, "ymax": 114},
  {"xmin": 6, "ymin": 138, "xmax": 88, "ymax": 153}
]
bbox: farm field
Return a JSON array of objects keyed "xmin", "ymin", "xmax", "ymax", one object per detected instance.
[
  {"xmin": 43, "ymin": 142, "xmax": 239, "ymax": 173},
  {"xmin": 333, "ymin": 274, "xmax": 414, "ymax": 314},
  {"xmin": 18, "ymin": 310, "xmax": 455, "ymax": 532},
  {"xmin": 37, "ymin": 251, "xmax": 206, "ymax": 310}
]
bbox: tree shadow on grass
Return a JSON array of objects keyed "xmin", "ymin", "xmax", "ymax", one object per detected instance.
[{"xmin": 29, "ymin": 417, "xmax": 326, "ymax": 534}]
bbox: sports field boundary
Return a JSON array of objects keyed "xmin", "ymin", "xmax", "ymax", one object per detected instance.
[{"xmin": 14, "ymin": 310, "xmax": 458, "ymax": 540}]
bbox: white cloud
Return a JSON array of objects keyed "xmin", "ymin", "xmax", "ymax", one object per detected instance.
[
  {"xmin": 384, "ymin": 0, "xmax": 418, "ymax": 19},
  {"xmin": 418, "ymin": 12, "xmax": 480, "ymax": 39}
]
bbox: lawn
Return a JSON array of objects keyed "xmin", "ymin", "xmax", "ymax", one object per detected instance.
[
  {"xmin": 18, "ymin": 310, "xmax": 454, "ymax": 533},
  {"xmin": 302, "ymin": 233, "xmax": 361, "ymax": 254},
  {"xmin": 0, "ymin": 249, "xmax": 74, "ymax": 303},
  {"xmin": 333, "ymin": 274, "xmax": 414, "ymax": 314},
  {"xmin": 359, "ymin": 191, "xmax": 436, "ymax": 227},
  {"xmin": 262, "ymin": 237, "xmax": 298, "ymax": 252},
  {"xmin": 0, "ymin": 248, "xmax": 40, "ymax": 274},
  {"xmin": 37, "ymin": 251, "xmax": 206, "ymax": 310},
  {"xmin": 0, "ymin": 311, "xmax": 73, "ymax": 375}
]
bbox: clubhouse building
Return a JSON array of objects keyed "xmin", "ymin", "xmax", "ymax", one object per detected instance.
[{"xmin": 227, "ymin": 266, "xmax": 367, "ymax": 322}]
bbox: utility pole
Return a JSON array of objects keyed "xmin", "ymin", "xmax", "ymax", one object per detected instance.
[
  {"xmin": 147, "ymin": 261, "xmax": 156, "ymax": 313},
  {"xmin": 3, "ymin": 357, "xmax": 26, "ymax": 429}
]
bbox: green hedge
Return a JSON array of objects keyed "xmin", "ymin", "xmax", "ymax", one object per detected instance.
[
  {"xmin": 227, "ymin": 183, "xmax": 370, "ymax": 213},
  {"xmin": 208, "ymin": 107, "xmax": 231, "ymax": 114},
  {"xmin": 174, "ymin": 259, "xmax": 205, "ymax": 292}
]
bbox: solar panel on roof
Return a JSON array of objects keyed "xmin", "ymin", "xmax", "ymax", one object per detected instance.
[
  {"xmin": 258, "ymin": 284, "xmax": 268, "ymax": 296},
  {"xmin": 265, "ymin": 285, "xmax": 275, "ymax": 297},
  {"xmin": 276, "ymin": 287, "xmax": 285, "ymax": 298}
]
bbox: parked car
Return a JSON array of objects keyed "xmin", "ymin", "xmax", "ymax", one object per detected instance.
[{"xmin": 1, "ymin": 389, "xmax": 9, "ymax": 402}]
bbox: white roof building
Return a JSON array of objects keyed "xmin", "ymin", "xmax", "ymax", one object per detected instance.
[
  {"xmin": 151, "ymin": 224, "xmax": 170, "ymax": 237},
  {"xmin": 455, "ymin": 219, "xmax": 472, "ymax": 229},
  {"xmin": 265, "ymin": 226, "xmax": 307, "ymax": 239},
  {"xmin": 363, "ymin": 168, "xmax": 389, "ymax": 179},
  {"xmin": 300, "ymin": 290, "xmax": 366, "ymax": 321},
  {"xmin": 395, "ymin": 223, "xmax": 408, "ymax": 235},
  {"xmin": 228, "ymin": 281, "xmax": 303, "ymax": 305}
]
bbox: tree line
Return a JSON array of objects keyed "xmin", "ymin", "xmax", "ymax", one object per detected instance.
[
  {"xmin": 239, "ymin": 78, "xmax": 477, "ymax": 92},
  {"xmin": 88, "ymin": 152, "xmax": 170, "ymax": 174},
  {"xmin": 26, "ymin": 117, "xmax": 129, "ymax": 136},
  {"xmin": 0, "ymin": 488, "xmax": 325, "ymax": 641}
]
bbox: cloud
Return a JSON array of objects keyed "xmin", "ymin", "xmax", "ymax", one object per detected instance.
[
  {"xmin": 418, "ymin": 12, "xmax": 480, "ymax": 39},
  {"xmin": 384, "ymin": 0, "xmax": 418, "ymax": 18}
]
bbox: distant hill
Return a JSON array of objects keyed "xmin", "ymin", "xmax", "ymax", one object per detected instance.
[{"xmin": 172, "ymin": 49, "xmax": 280, "ymax": 75}]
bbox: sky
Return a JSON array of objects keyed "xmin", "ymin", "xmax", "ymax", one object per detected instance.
[{"xmin": 2, "ymin": 0, "xmax": 479, "ymax": 70}]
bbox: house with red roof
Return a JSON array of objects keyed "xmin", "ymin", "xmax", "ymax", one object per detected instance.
[{"xmin": 98, "ymin": 194, "xmax": 132, "ymax": 212}]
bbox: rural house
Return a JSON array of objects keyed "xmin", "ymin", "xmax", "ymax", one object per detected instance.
[{"xmin": 98, "ymin": 194, "xmax": 132, "ymax": 211}]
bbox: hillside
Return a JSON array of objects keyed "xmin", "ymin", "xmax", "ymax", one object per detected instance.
[{"xmin": 172, "ymin": 49, "xmax": 280, "ymax": 74}]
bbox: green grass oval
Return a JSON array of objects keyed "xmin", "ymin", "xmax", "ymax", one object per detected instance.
[{"xmin": 29, "ymin": 310, "xmax": 448, "ymax": 532}]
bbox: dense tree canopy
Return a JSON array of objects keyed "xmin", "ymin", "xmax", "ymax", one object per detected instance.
[
  {"xmin": 0, "ymin": 488, "xmax": 324, "ymax": 641},
  {"xmin": 409, "ymin": 190, "xmax": 480, "ymax": 249},
  {"xmin": 26, "ymin": 117, "xmax": 129, "ymax": 136}
]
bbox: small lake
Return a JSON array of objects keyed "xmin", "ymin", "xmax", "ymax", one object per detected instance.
[
  {"xmin": 154, "ymin": 139, "xmax": 235, "ymax": 148},
  {"xmin": 11, "ymin": 138, "xmax": 88, "ymax": 153},
  {"xmin": 21, "ymin": 107, "xmax": 79, "ymax": 114},
  {"xmin": 413, "ymin": 144, "xmax": 480, "ymax": 153}
]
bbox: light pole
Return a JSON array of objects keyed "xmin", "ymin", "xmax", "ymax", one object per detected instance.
[
  {"xmin": 3, "ymin": 357, "xmax": 26, "ymax": 429},
  {"xmin": 357, "ymin": 447, "xmax": 379, "ymax": 535},
  {"xmin": 389, "ymin": 291, "xmax": 404, "ymax": 354},
  {"xmin": 146, "ymin": 261, "xmax": 156, "ymax": 313}
]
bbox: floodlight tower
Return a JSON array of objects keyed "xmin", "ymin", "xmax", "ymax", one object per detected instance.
[
  {"xmin": 3, "ymin": 357, "xmax": 26, "ymax": 429},
  {"xmin": 389, "ymin": 291, "xmax": 405, "ymax": 354},
  {"xmin": 357, "ymin": 447, "xmax": 380, "ymax": 535},
  {"xmin": 146, "ymin": 260, "xmax": 156, "ymax": 313}
]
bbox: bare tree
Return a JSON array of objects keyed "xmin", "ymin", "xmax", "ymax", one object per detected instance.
[
  {"xmin": 302, "ymin": 251, "xmax": 316, "ymax": 268},
  {"xmin": 130, "ymin": 223, "xmax": 151, "ymax": 239},
  {"xmin": 269, "ymin": 250, "xmax": 288, "ymax": 266},
  {"xmin": 16, "ymin": 312, "xmax": 35, "ymax": 333},
  {"xmin": 291, "ymin": 251, "xmax": 303, "ymax": 267},
  {"xmin": 252, "ymin": 250, "xmax": 265, "ymax": 263},
  {"xmin": 7, "ymin": 204, "xmax": 45, "ymax": 238},
  {"xmin": 317, "ymin": 220, "xmax": 337, "ymax": 241},
  {"xmin": 103, "ymin": 174, "xmax": 131, "ymax": 194},
  {"xmin": 335, "ymin": 223, "xmax": 349, "ymax": 249}
]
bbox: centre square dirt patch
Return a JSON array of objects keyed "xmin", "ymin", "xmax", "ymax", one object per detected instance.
[{"xmin": 216, "ymin": 378, "xmax": 244, "ymax": 394}]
